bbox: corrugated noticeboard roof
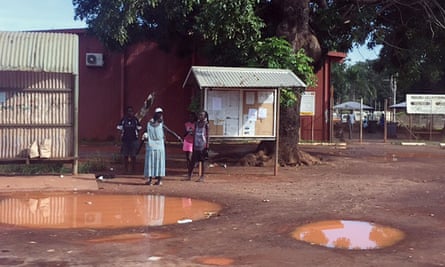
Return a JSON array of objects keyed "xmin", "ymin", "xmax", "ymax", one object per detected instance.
[
  {"xmin": 0, "ymin": 31, "xmax": 79, "ymax": 74},
  {"xmin": 183, "ymin": 66, "xmax": 306, "ymax": 89}
]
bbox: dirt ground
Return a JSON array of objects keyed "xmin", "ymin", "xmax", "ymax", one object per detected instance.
[{"xmin": 0, "ymin": 140, "xmax": 445, "ymax": 267}]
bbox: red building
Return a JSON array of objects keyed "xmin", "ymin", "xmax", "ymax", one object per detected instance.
[
  {"xmin": 56, "ymin": 29, "xmax": 345, "ymax": 143},
  {"xmin": 300, "ymin": 52, "xmax": 346, "ymax": 142}
]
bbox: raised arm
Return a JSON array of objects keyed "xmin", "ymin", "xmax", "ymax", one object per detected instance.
[{"xmin": 163, "ymin": 124, "xmax": 183, "ymax": 143}]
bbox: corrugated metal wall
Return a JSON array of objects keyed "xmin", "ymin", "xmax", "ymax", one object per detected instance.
[
  {"xmin": 0, "ymin": 71, "xmax": 74, "ymax": 159},
  {"xmin": 0, "ymin": 31, "xmax": 78, "ymax": 161}
]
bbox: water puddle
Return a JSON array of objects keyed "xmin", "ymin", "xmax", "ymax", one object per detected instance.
[
  {"xmin": 292, "ymin": 220, "xmax": 405, "ymax": 250},
  {"xmin": 0, "ymin": 193, "xmax": 221, "ymax": 229},
  {"xmin": 193, "ymin": 256, "xmax": 235, "ymax": 266}
]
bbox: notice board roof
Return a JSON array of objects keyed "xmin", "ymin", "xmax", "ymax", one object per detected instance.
[
  {"xmin": 0, "ymin": 31, "xmax": 79, "ymax": 74},
  {"xmin": 183, "ymin": 66, "xmax": 306, "ymax": 89}
]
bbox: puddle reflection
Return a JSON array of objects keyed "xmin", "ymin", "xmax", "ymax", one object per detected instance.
[
  {"xmin": 0, "ymin": 193, "xmax": 221, "ymax": 229},
  {"xmin": 292, "ymin": 220, "xmax": 405, "ymax": 250}
]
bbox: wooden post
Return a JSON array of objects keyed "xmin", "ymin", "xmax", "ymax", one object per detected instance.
[
  {"xmin": 360, "ymin": 98, "xmax": 363, "ymax": 143},
  {"xmin": 274, "ymin": 89, "xmax": 281, "ymax": 176},
  {"xmin": 384, "ymin": 99, "xmax": 388, "ymax": 143}
]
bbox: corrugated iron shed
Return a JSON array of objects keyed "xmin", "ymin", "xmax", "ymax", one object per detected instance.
[
  {"xmin": 0, "ymin": 31, "xmax": 79, "ymax": 174},
  {"xmin": 0, "ymin": 31, "xmax": 78, "ymax": 74},
  {"xmin": 183, "ymin": 66, "xmax": 306, "ymax": 89}
]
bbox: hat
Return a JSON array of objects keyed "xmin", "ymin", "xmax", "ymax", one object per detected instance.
[{"xmin": 155, "ymin": 107, "xmax": 163, "ymax": 113}]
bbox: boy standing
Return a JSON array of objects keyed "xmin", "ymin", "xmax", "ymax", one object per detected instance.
[{"xmin": 117, "ymin": 106, "xmax": 142, "ymax": 173}]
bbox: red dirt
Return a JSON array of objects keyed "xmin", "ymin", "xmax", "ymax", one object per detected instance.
[{"xmin": 0, "ymin": 141, "xmax": 444, "ymax": 266}]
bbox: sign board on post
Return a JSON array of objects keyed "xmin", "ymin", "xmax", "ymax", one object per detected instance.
[
  {"xmin": 406, "ymin": 94, "xmax": 445, "ymax": 114},
  {"xmin": 300, "ymin": 91, "xmax": 315, "ymax": 116}
]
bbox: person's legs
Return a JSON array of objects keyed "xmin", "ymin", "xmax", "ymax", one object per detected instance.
[
  {"xmin": 129, "ymin": 140, "xmax": 139, "ymax": 173},
  {"xmin": 130, "ymin": 156, "xmax": 136, "ymax": 172},
  {"xmin": 121, "ymin": 142, "xmax": 131, "ymax": 172},
  {"xmin": 182, "ymin": 151, "xmax": 193, "ymax": 181},
  {"xmin": 123, "ymin": 156, "xmax": 129, "ymax": 172},
  {"xmin": 154, "ymin": 176, "xmax": 162, "ymax": 185},
  {"xmin": 196, "ymin": 160, "xmax": 204, "ymax": 182},
  {"xmin": 186, "ymin": 160, "xmax": 194, "ymax": 180},
  {"xmin": 196, "ymin": 150, "xmax": 205, "ymax": 182},
  {"xmin": 186, "ymin": 151, "xmax": 192, "ymax": 169},
  {"xmin": 187, "ymin": 152, "xmax": 197, "ymax": 180}
]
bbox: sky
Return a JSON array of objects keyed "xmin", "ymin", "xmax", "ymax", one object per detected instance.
[
  {"xmin": 0, "ymin": 0, "xmax": 87, "ymax": 31},
  {"xmin": 345, "ymin": 44, "xmax": 381, "ymax": 65},
  {"xmin": 0, "ymin": 1, "xmax": 378, "ymax": 64}
]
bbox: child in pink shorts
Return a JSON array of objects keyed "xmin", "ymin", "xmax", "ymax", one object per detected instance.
[{"xmin": 182, "ymin": 112, "xmax": 197, "ymax": 180}]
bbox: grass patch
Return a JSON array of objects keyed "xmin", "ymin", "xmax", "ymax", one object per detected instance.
[{"xmin": 0, "ymin": 163, "xmax": 70, "ymax": 175}]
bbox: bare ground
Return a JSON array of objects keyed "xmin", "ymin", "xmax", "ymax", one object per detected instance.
[{"xmin": 0, "ymin": 141, "xmax": 444, "ymax": 266}]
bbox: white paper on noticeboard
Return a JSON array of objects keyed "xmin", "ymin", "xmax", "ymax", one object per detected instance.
[
  {"xmin": 212, "ymin": 97, "xmax": 222, "ymax": 110},
  {"xmin": 225, "ymin": 118, "xmax": 239, "ymax": 136},
  {"xmin": 248, "ymin": 108, "xmax": 257, "ymax": 121},
  {"xmin": 258, "ymin": 108, "xmax": 267, "ymax": 119},
  {"xmin": 243, "ymin": 114, "xmax": 256, "ymax": 136}
]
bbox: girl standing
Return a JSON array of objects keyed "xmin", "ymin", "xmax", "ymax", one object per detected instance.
[
  {"xmin": 182, "ymin": 112, "xmax": 197, "ymax": 180},
  {"xmin": 187, "ymin": 110, "xmax": 209, "ymax": 182}
]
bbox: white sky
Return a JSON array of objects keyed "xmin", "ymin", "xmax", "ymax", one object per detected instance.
[
  {"xmin": 0, "ymin": 0, "xmax": 87, "ymax": 31},
  {"xmin": 346, "ymin": 44, "xmax": 381, "ymax": 64},
  {"xmin": 0, "ymin": 1, "xmax": 378, "ymax": 64}
]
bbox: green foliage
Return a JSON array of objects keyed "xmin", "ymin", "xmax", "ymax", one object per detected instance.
[
  {"xmin": 188, "ymin": 90, "xmax": 201, "ymax": 113},
  {"xmin": 280, "ymin": 89, "xmax": 299, "ymax": 107},
  {"xmin": 310, "ymin": 0, "xmax": 445, "ymax": 93},
  {"xmin": 0, "ymin": 163, "xmax": 69, "ymax": 175},
  {"xmin": 78, "ymin": 158, "xmax": 109, "ymax": 173},
  {"xmin": 74, "ymin": 0, "xmax": 445, "ymax": 93},
  {"xmin": 248, "ymin": 37, "xmax": 317, "ymax": 107},
  {"xmin": 195, "ymin": 0, "xmax": 264, "ymax": 48},
  {"xmin": 331, "ymin": 60, "xmax": 393, "ymax": 108}
]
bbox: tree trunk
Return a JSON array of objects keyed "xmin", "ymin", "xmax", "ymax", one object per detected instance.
[
  {"xmin": 277, "ymin": 0, "xmax": 322, "ymax": 63},
  {"xmin": 278, "ymin": 94, "xmax": 302, "ymax": 166},
  {"xmin": 276, "ymin": 1, "xmax": 322, "ymax": 166}
]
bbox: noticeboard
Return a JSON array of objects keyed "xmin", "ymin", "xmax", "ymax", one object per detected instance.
[
  {"xmin": 205, "ymin": 88, "xmax": 277, "ymax": 138},
  {"xmin": 406, "ymin": 94, "xmax": 445, "ymax": 114}
]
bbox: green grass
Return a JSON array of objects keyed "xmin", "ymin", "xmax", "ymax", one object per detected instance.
[{"xmin": 0, "ymin": 163, "xmax": 70, "ymax": 175}]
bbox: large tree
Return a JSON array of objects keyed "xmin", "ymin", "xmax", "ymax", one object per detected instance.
[{"xmin": 74, "ymin": 0, "xmax": 445, "ymax": 165}]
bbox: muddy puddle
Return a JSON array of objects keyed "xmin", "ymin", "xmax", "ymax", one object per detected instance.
[
  {"xmin": 292, "ymin": 220, "xmax": 405, "ymax": 250},
  {"xmin": 0, "ymin": 192, "xmax": 221, "ymax": 229}
]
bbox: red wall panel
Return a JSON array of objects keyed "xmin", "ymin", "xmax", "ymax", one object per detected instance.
[{"xmin": 76, "ymin": 33, "xmax": 199, "ymax": 142}]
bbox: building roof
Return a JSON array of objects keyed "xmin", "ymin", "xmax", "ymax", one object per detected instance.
[
  {"xmin": 183, "ymin": 66, "xmax": 306, "ymax": 89},
  {"xmin": 0, "ymin": 31, "xmax": 79, "ymax": 74}
]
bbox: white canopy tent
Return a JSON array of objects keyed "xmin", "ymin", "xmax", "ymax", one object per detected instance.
[
  {"xmin": 333, "ymin": 101, "xmax": 374, "ymax": 110},
  {"xmin": 389, "ymin": 101, "xmax": 406, "ymax": 109}
]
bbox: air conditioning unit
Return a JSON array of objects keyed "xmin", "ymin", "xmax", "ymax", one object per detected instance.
[{"xmin": 86, "ymin": 53, "xmax": 104, "ymax": 67}]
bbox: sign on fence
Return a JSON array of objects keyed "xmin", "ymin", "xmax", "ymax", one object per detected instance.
[{"xmin": 406, "ymin": 94, "xmax": 445, "ymax": 114}]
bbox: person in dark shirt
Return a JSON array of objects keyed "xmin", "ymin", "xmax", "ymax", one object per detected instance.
[{"xmin": 117, "ymin": 106, "xmax": 142, "ymax": 173}]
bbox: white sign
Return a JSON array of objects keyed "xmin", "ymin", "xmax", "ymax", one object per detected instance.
[
  {"xmin": 406, "ymin": 94, "xmax": 445, "ymax": 114},
  {"xmin": 300, "ymin": 91, "xmax": 315, "ymax": 116}
]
